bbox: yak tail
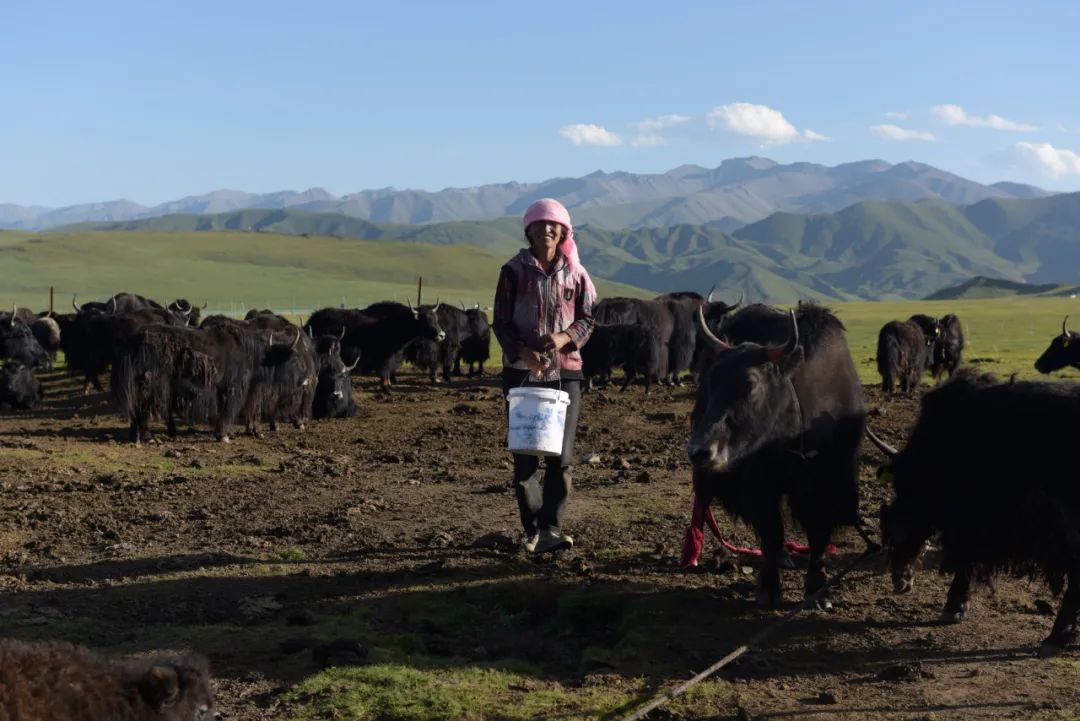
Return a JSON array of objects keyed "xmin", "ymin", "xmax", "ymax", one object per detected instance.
[
  {"xmin": 110, "ymin": 354, "xmax": 138, "ymax": 422},
  {"xmin": 877, "ymin": 333, "xmax": 901, "ymax": 393}
]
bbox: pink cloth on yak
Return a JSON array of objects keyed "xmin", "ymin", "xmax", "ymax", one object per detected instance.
[{"xmin": 522, "ymin": 198, "xmax": 580, "ymax": 269}]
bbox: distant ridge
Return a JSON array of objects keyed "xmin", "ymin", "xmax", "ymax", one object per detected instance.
[
  {"xmin": 0, "ymin": 157, "xmax": 1053, "ymax": 231},
  {"xmin": 48, "ymin": 189, "xmax": 1080, "ymax": 303},
  {"xmin": 925, "ymin": 276, "xmax": 1068, "ymax": 300}
]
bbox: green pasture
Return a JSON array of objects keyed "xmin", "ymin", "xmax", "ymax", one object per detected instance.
[
  {"xmin": 824, "ymin": 296, "xmax": 1080, "ymax": 383},
  {"xmin": 0, "ymin": 229, "xmax": 651, "ymax": 314},
  {"xmin": 3, "ymin": 228, "xmax": 1078, "ymax": 383}
]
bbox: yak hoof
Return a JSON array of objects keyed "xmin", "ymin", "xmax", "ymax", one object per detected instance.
[
  {"xmin": 1041, "ymin": 626, "xmax": 1078, "ymax": 657},
  {"xmin": 218, "ymin": 435, "xmax": 231, "ymax": 444},
  {"xmin": 810, "ymin": 595, "xmax": 833, "ymax": 612},
  {"xmin": 1038, "ymin": 642, "xmax": 1066, "ymax": 659},
  {"xmin": 939, "ymin": 610, "xmax": 966, "ymax": 625},
  {"xmin": 756, "ymin": 588, "xmax": 783, "ymax": 608}
]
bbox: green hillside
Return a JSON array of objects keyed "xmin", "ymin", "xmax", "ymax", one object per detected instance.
[
  {"xmin": 47, "ymin": 190, "xmax": 1080, "ymax": 303},
  {"xmin": 0, "ymin": 230, "xmax": 651, "ymax": 312}
]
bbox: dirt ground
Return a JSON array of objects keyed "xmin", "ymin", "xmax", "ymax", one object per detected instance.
[{"xmin": 0, "ymin": 367, "xmax": 1078, "ymax": 720}]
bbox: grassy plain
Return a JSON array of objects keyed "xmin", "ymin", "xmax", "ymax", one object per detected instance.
[
  {"xmin": 0, "ymin": 229, "xmax": 651, "ymax": 314},
  {"xmin": 820, "ymin": 296, "xmax": 1080, "ymax": 383},
  {"xmin": 3, "ymin": 229, "xmax": 1077, "ymax": 382}
]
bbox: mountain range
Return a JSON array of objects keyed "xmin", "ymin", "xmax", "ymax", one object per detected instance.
[
  {"xmin": 61, "ymin": 190, "xmax": 1080, "ymax": 302},
  {"xmin": 1, "ymin": 157, "xmax": 1051, "ymax": 231}
]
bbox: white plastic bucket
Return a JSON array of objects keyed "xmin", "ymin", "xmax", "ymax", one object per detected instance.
[{"xmin": 506, "ymin": 387, "xmax": 570, "ymax": 457}]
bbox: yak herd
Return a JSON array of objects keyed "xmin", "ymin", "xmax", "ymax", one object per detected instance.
[{"xmin": 3, "ymin": 289, "xmax": 1080, "ymax": 711}]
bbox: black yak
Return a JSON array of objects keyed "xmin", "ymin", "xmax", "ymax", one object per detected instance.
[
  {"xmin": 873, "ymin": 369, "xmax": 1080, "ymax": 656},
  {"xmin": 0, "ymin": 637, "xmax": 214, "ymax": 721},
  {"xmin": 876, "ymin": 319, "xmax": 929, "ymax": 394},
  {"xmin": 686, "ymin": 302, "xmax": 865, "ymax": 609}
]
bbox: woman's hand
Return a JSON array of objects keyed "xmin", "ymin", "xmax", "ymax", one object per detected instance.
[
  {"xmin": 542, "ymin": 332, "xmax": 573, "ymax": 353},
  {"xmin": 519, "ymin": 348, "xmax": 550, "ymax": 374}
]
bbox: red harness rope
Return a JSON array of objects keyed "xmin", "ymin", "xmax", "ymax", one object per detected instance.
[{"xmin": 682, "ymin": 496, "xmax": 838, "ymax": 567}]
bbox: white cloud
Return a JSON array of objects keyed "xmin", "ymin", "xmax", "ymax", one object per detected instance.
[
  {"xmin": 803, "ymin": 129, "xmax": 830, "ymax": 142},
  {"xmin": 629, "ymin": 134, "xmax": 668, "ymax": 148},
  {"xmin": 871, "ymin": 124, "xmax": 936, "ymax": 141},
  {"xmin": 883, "ymin": 110, "xmax": 910, "ymax": 120},
  {"xmin": 1057, "ymin": 123, "xmax": 1080, "ymax": 134},
  {"xmin": 706, "ymin": 102, "xmax": 823, "ymax": 145},
  {"xmin": 931, "ymin": 104, "xmax": 1037, "ymax": 132},
  {"xmin": 1016, "ymin": 141, "xmax": 1080, "ymax": 178},
  {"xmin": 630, "ymin": 114, "xmax": 691, "ymax": 133},
  {"xmin": 559, "ymin": 123, "xmax": 622, "ymax": 147},
  {"xmin": 627, "ymin": 114, "xmax": 691, "ymax": 148}
]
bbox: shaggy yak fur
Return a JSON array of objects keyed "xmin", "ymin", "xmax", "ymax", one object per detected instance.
[
  {"xmin": 0, "ymin": 638, "xmax": 214, "ymax": 720},
  {"xmin": 879, "ymin": 369, "xmax": 1080, "ymax": 655},
  {"xmin": 876, "ymin": 319, "xmax": 929, "ymax": 394}
]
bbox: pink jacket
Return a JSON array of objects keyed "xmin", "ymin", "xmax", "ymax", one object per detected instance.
[{"xmin": 493, "ymin": 248, "xmax": 597, "ymax": 381}]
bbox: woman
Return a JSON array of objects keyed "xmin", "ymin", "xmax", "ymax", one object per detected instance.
[{"xmin": 493, "ymin": 198, "xmax": 596, "ymax": 553}]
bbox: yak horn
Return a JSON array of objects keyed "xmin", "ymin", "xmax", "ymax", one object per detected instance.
[
  {"xmin": 9, "ymin": 306, "xmax": 14, "ymax": 327},
  {"xmin": 865, "ymin": 427, "xmax": 899, "ymax": 457},
  {"xmin": 1063, "ymin": 315, "xmax": 1071, "ymax": 338},
  {"xmin": 706, "ymin": 285, "xmax": 716, "ymax": 304},
  {"xmin": 269, "ymin": 332, "xmax": 275, "ymax": 346},
  {"xmin": 291, "ymin": 330, "xmax": 301, "ymax": 350},
  {"xmin": 107, "ymin": 296, "xmax": 117, "ymax": 313},
  {"xmin": 433, "ymin": 298, "xmax": 441, "ymax": 312},
  {"xmin": 697, "ymin": 305, "xmax": 730, "ymax": 351},
  {"xmin": 337, "ymin": 327, "xmax": 346, "ymax": 341},
  {"xmin": 730, "ymin": 293, "xmax": 744, "ymax": 312},
  {"xmin": 764, "ymin": 310, "xmax": 799, "ymax": 363},
  {"xmin": 346, "ymin": 356, "xmax": 360, "ymax": 372},
  {"xmin": 201, "ymin": 300, "xmax": 208, "ymax": 309},
  {"xmin": 72, "ymin": 295, "xmax": 82, "ymax": 312}
]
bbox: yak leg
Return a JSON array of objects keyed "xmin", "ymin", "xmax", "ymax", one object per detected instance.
[
  {"xmin": 442, "ymin": 349, "xmax": 454, "ymax": 383},
  {"xmin": 1041, "ymin": 563, "xmax": 1080, "ymax": 656},
  {"xmin": 619, "ymin": 364, "xmax": 634, "ymax": 392},
  {"xmin": 215, "ymin": 391, "xmax": 232, "ymax": 443},
  {"xmin": 133, "ymin": 408, "xmax": 152, "ymax": 445},
  {"xmin": 755, "ymin": 503, "xmax": 785, "ymax": 608},
  {"xmin": 85, "ymin": 372, "xmax": 104, "ymax": 395},
  {"xmin": 804, "ymin": 523, "xmax": 833, "ymax": 610},
  {"xmin": 941, "ymin": 568, "xmax": 973, "ymax": 623},
  {"xmin": 166, "ymin": 412, "xmax": 178, "ymax": 440}
]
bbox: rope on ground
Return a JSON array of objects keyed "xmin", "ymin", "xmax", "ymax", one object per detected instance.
[{"xmin": 615, "ymin": 545, "xmax": 881, "ymax": 721}]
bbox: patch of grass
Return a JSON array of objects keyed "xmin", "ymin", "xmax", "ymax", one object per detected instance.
[
  {"xmin": 0, "ymin": 448, "xmax": 46, "ymax": 461},
  {"xmin": 283, "ymin": 662, "xmax": 655, "ymax": 721},
  {"xmin": 276, "ymin": 547, "xmax": 308, "ymax": 562}
]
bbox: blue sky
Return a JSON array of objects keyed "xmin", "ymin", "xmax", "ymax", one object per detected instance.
[{"xmin": 4, "ymin": 0, "xmax": 1080, "ymax": 206}]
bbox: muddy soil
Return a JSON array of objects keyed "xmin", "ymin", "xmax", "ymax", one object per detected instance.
[{"xmin": 0, "ymin": 369, "xmax": 1077, "ymax": 720}]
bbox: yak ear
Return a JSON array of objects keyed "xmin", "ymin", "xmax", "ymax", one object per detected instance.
[
  {"xmin": 773, "ymin": 346, "xmax": 805, "ymax": 377},
  {"xmin": 139, "ymin": 665, "xmax": 180, "ymax": 711}
]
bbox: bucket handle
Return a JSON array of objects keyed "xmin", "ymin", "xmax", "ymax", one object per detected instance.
[{"xmin": 520, "ymin": 353, "xmax": 561, "ymax": 392}]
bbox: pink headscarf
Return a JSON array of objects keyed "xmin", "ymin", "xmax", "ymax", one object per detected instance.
[{"xmin": 523, "ymin": 198, "xmax": 580, "ymax": 269}]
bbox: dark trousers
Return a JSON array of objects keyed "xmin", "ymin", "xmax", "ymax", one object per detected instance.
[{"xmin": 502, "ymin": 369, "xmax": 581, "ymax": 536}]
